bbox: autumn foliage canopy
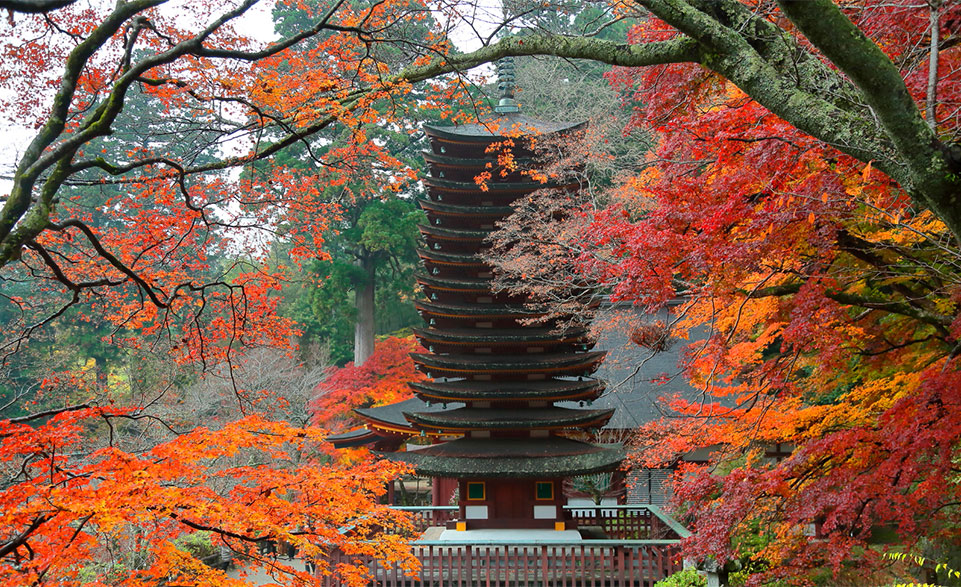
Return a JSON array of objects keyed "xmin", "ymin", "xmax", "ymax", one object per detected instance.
[
  {"xmin": 491, "ymin": 2, "xmax": 961, "ymax": 582},
  {"xmin": 4, "ymin": 0, "xmax": 961, "ymax": 584}
]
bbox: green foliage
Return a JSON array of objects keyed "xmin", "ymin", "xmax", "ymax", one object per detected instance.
[
  {"xmin": 884, "ymin": 552, "xmax": 961, "ymax": 587},
  {"xmin": 174, "ymin": 531, "xmax": 218, "ymax": 562},
  {"xmin": 654, "ymin": 567, "xmax": 707, "ymax": 587},
  {"xmin": 279, "ymin": 196, "xmax": 424, "ymax": 365}
]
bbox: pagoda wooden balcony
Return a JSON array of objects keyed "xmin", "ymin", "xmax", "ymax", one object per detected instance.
[
  {"xmin": 317, "ymin": 505, "xmax": 687, "ymax": 586},
  {"xmin": 397, "ymin": 505, "xmax": 685, "ymax": 541}
]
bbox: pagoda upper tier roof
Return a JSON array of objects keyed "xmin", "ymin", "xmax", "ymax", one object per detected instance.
[
  {"xmin": 418, "ymin": 224, "xmax": 488, "ymax": 242},
  {"xmin": 411, "ymin": 351, "xmax": 606, "ymax": 375},
  {"xmin": 387, "ymin": 436, "xmax": 623, "ymax": 478},
  {"xmin": 416, "ymin": 274, "xmax": 492, "ymax": 292},
  {"xmin": 412, "ymin": 326, "xmax": 588, "ymax": 346},
  {"xmin": 423, "ymin": 176, "xmax": 571, "ymax": 193},
  {"xmin": 423, "ymin": 151, "xmax": 535, "ymax": 168},
  {"xmin": 418, "ymin": 198, "xmax": 513, "ymax": 217},
  {"xmin": 424, "ymin": 113, "xmax": 585, "ymax": 142},
  {"xmin": 414, "ymin": 299, "xmax": 546, "ymax": 318},
  {"xmin": 410, "ymin": 378, "xmax": 604, "ymax": 402},
  {"xmin": 403, "ymin": 406, "xmax": 614, "ymax": 431},
  {"xmin": 417, "ymin": 250, "xmax": 485, "ymax": 266}
]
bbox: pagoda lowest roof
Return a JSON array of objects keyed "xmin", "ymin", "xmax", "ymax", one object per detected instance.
[{"xmin": 390, "ymin": 436, "xmax": 623, "ymax": 478}]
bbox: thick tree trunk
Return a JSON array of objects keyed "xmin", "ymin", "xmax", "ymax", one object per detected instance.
[{"xmin": 353, "ymin": 253, "xmax": 376, "ymax": 366}]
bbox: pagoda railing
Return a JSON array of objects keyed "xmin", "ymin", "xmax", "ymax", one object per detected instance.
[
  {"xmin": 317, "ymin": 505, "xmax": 688, "ymax": 585},
  {"xmin": 319, "ymin": 539, "xmax": 683, "ymax": 586},
  {"xmin": 565, "ymin": 505, "xmax": 687, "ymax": 541},
  {"xmin": 397, "ymin": 505, "xmax": 458, "ymax": 532},
  {"xmin": 394, "ymin": 505, "xmax": 687, "ymax": 542}
]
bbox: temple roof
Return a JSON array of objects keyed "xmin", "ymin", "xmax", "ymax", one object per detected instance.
[
  {"xmin": 411, "ymin": 351, "xmax": 606, "ymax": 375},
  {"xmin": 424, "ymin": 113, "xmax": 585, "ymax": 142},
  {"xmin": 415, "ymin": 299, "xmax": 543, "ymax": 316},
  {"xmin": 417, "ymin": 250, "xmax": 485, "ymax": 266},
  {"xmin": 354, "ymin": 397, "xmax": 463, "ymax": 431},
  {"xmin": 388, "ymin": 437, "xmax": 623, "ymax": 478},
  {"xmin": 404, "ymin": 406, "xmax": 615, "ymax": 431},
  {"xmin": 410, "ymin": 378, "xmax": 604, "ymax": 402},
  {"xmin": 423, "ymin": 176, "xmax": 570, "ymax": 193},
  {"xmin": 423, "ymin": 151, "xmax": 535, "ymax": 168},
  {"xmin": 326, "ymin": 427, "xmax": 380, "ymax": 448},
  {"xmin": 416, "ymin": 274, "xmax": 491, "ymax": 292},
  {"xmin": 413, "ymin": 326, "xmax": 588, "ymax": 345},
  {"xmin": 418, "ymin": 224, "xmax": 488, "ymax": 241},
  {"xmin": 418, "ymin": 198, "xmax": 513, "ymax": 217}
]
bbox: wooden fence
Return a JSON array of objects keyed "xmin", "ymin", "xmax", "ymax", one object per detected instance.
[
  {"xmin": 399, "ymin": 505, "xmax": 687, "ymax": 541},
  {"xmin": 317, "ymin": 506, "xmax": 688, "ymax": 585},
  {"xmin": 319, "ymin": 540, "xmax": 683, "ymax": 586}
]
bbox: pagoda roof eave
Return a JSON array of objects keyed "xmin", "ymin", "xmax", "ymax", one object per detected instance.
[
  {"xmin": 412, "ymin": 326, "xmax": 589, "ymax": 345},
  {"xmin": 411, "ymin": 351, "xmax": 606, "ymax": 371},
  {"xmin": 418, "ymin": 224, "xmax": 488, "ymax": 241},
  {"xmin": 326, "ymin": 427, "xmax": 380, "ymax": 448},
  {"xmin": 423, "ymin": 151, "xmax": 536, "ymax": 167},
  {"xmin": 415, "ymin": 274, "xmax": 491, "ymax": 292},
  {"xmin": 418, "ymin": 198, "xmax": 514, "ymax": 216},
  {"xmin": 354, "ymin": 397, "xmax": 463, "ymax": 431},
  {"xmin": 423, "ymin": 116, "xmax": 586, "ymax": 142},
  {"xmin": 423, "ymin": 176, "xmax": 572, "ymax": 193},
  {"xmin": 409, "ymin": 379, "xmax": 605, "ymax": 402},
  {"xmin": 384, "ymin": 439, "xmax": 623, "ymax": 479},
  {"xmin": 415, "ymin": 300, "xmax": 545, "ymax": 317},
  {"xmin": 417, "ymin": 250, "xmax": 485, "ymax": 266},
  {"xmin": 403, "ymin": 407, "xmax": 615, "ymax": 431}
]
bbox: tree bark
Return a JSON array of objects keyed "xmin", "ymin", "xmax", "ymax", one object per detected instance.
[
  {"xmin": 927, "ymin": 0, "xmax": 941, "ymax": 129},
  {"xmin": 353, "ymin": 251, "xmax": 376, "ymax": 366}
]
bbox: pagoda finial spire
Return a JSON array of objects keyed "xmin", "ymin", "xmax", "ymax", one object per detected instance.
[{"xmin": 494, "ymin": 56, "xmax": 520, "ymax": 114}]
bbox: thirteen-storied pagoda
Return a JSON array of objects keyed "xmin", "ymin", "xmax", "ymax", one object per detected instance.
[{"xmin": 331, "ymin": 61, "xmax": 623, "ymax": 531}]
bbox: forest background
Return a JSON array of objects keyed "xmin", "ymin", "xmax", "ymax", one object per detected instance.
[{"xmin": 1, "ymin": 0, "xmax": 961, "ymax": 586}]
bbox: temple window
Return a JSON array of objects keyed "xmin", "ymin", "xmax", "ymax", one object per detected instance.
[
  {"xmin": 466, "ymin": 481, "xmax": 486, "ymax": 501},
  {"xmin": 535, "ymin": 482, "xmax": 554, "ymax": 500}
]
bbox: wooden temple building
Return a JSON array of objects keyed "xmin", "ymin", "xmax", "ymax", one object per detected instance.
[{"xmin": 330, "ymin": 64, "xmax": 624, "ymax": 533}]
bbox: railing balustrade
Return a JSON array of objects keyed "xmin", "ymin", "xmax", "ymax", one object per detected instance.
[
  {"xmin": 394, "ymin": 505, "xmax": 688, "ymax": 541},
  {"xmin": 320, "ymin": 540, "xmax": 683, "ymax": 586},
  {"xmin": 318, "ymin": 505, "xmax": 687, "ymax": 585}
]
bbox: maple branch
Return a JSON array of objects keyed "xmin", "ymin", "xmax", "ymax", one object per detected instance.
[
  {"xmin": 0, "ymin": 0, "xmax": 76, "ymax": 13},
  {"xmin": 5, "ymin": 404, "xmax": 90, "ymax": 425},
  {"xmin": 0, "ymin": 0, "xmax": 167, "ymax": 261},
  {"xmin": 0, "ymin": 514, "xmax": 53, "ymax": 560},
  {"xmin": 778, "ymin": 0, "xmax": 961, "ymax": 243},
  {"xmin": 171, "ymin": 515, "xmax": 270, "ymax": 544},
  {"xmin": 47, "ymin": 220, "xmax": 168, "ymax": 309},
  {"xmin": 744, "ymin": 280, "xmax": 952, "ymax": 333},
  {"xmin": 25, "ymin": 240, "xmax": 122, "ymax": 292},
  {"xmin": 0, "ymin": 283, "xmax": 80, "ymax": 362}
]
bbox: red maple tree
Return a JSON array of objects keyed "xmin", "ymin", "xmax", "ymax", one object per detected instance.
[
  {"xmin": 309, "ymin": 336, "xmax": 425, "ymax": 461},
  {"xmin": 482, "ymin": 2, "xmax": 961, "ymax": 582}
]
